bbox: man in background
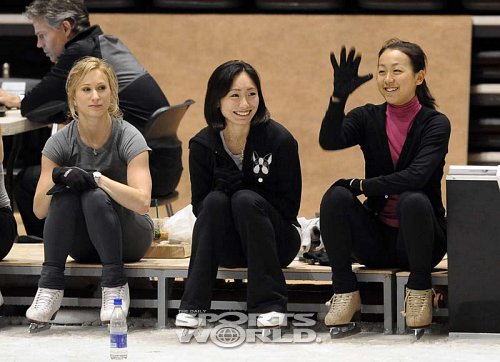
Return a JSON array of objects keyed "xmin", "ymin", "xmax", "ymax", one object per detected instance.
[{"xmin": 0, "ymin": 0, "xmax": 182, "ymax": 241}]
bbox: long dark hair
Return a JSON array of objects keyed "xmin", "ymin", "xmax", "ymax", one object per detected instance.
[
  {"xmin": 378, "ymin": 38, "xmax": 436, "ymax": 110},
  {"xmin": 204, "ymin": 60, "xmax": 270, "ymax": 130}
]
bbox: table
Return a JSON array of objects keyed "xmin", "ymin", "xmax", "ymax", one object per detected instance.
[
  {"xmin": 0, "ymin": 109, "xmax": 48, "ymax": 203},
  {"xmin": 0, "ymin": 109, "xmax": 48, "ymax": 136}
]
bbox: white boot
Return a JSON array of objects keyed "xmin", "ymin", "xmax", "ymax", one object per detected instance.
[
  {"xmin": 100, "ymin": 283, "xmax": 129, "ymax": 323},
  {"xmin": 26, "ymin": 288, "xmax": 64, "ymax": 323},
  {"xmin": 257, "ymin": 311, "xmax": 286, "ymax": 328},
  {"xmin": 175, "ymin": 312, "xmax": 200, "ymax": 328}
]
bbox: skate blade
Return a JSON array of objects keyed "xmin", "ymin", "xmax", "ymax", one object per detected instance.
[
  {"xmin": 329, "ymin": 322, "xmax": 361, "ymax": 339},
  {"xmin": 178, "ymin": 327, "xmax": 203, "ymax": 343},
  {"xmin": 28, "ymin": 322, "xmax": 51, "ymax": 333},
  {"xmin": 405, "ymin": 326, "xmax": 427, "ymax": 340},
  {"xmin": 26, "ymin": 309, "xmax": 61, "ymax": 333},
  {"xmin": 414, "ymin": 328, "xmax": 425, "ymax": 340}
]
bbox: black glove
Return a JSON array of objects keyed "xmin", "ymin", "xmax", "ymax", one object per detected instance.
[
  {"xmin": 46, "ymin": 183, "xmax": 69, "ymax": 196},
  {"xmin": 333, "ymin": 178, "xmax": 363, "ymax": 196},
  {"xmin": 330, "ymin": 46, "xmax": 373, "ymax": 99},
  {"xmin": 213, "ymin": 168, "xmax": 243, "ymax": 196},
  {"xmin": 52, "ymin": 166, "xmax": 97, "ymax": 192},
  {"xmin": 303, "ymin": 250, "xmax": 330, "ymax": 266}
]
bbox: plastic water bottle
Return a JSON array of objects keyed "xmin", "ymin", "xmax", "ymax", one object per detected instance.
[{"xmin": 110, "ymin": 298, "xmax": 128, "ymax": 360}]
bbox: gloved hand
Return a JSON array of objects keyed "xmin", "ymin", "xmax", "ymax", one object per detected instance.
[
  {"xmin": 213, "ymin": 168, "xmax": 244, "ymax": 196},
  {"xmin": 52, "ymin": 166, "xmax": 97, "ymax": 192},
  {"xmin": 330, "ymin": 46, "xmax": 373, "ymax": 99},
  {"xmin": 46, "ymin": 183, "xmax": 69, "ymax": 196},
  {"xmin": 333, "ymin": 178, "xmax": 363, "ymax": 196}
]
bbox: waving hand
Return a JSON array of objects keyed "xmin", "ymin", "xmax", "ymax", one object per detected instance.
[{"xmin": 330, "ymin": 46, "xmax": 373, "ymax": 99}]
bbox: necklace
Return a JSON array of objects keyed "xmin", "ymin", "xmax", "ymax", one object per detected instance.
[
  {"xmin": 223, "ymin": 130, "xmax": 247, "ymax": 164},
  {"xmin": 238, "ymin": 148, "xmax": 244, "ymax": 164},
  {"xmin": 77, "ymin": 119, "xmax": 111, "ymax": 156}
]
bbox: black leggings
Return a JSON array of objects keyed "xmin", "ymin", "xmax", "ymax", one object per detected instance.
[
  {"xmin": 14, "ymin": 165, "xmax": 45, "ymax": 237},
  {"xmin": 320, "ymin": 186, "xmax": 446, "ymax": 292},
  {"xmin": 0, "ymin": 206, "xmax": 17, "ymax": 261},
  {"xmin": 39, "ymin": 188, "xmax": 153, "ymax": 289},
  {"xmin": 180, "ymin": 190, "xmax": 301, "ymax": 314}
]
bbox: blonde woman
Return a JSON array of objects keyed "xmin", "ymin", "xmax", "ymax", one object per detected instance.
[{"xmin": 26, "ymin": 57, "xmax": 153, "ymax": 330}]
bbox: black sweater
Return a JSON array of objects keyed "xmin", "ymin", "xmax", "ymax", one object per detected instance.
[
  {"xmin": 319, "ymin": 98, "xmax": 451, "ymax": 226},
  {"xmin": 21, "ymin": 25, "xmax": 168, "ymax": 134},
  {"xmin": 189, "ymin": 120, "xmax": 302, "ymax": 223}
]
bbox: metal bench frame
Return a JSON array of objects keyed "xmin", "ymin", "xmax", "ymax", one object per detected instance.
[{"xmin": 0, "ymin": 244, "xmax": 398, "ymax": 333}]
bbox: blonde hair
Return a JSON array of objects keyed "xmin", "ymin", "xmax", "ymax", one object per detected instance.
[{"xmin": 66, "ymin": 56, "xmax": 122, "ymax": 120}]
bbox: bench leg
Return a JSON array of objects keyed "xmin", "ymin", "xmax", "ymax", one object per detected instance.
[
  {"xmin": 356, "ymin": 272, "xmax": 396, "ymax": 334},
  {"xmin": 396, "ymin": 276, "xmax": 407, "ymax": 334},
  {"xmin": 382, "ymin": 274, "xmax": 395, "ymax": 334},
  {"xmin": 157, "ymin": 277, "xmax": 173, "ymax": 329}
]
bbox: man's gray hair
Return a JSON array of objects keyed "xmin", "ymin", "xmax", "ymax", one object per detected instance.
[{"xmin": 24, "ymin": 0, "xmax": 90, "ymax": 34}]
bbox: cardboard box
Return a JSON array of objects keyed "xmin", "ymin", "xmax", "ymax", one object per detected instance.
[{"xmin": 144, "ymin": 242, "xmax": 191, "ymax": 259}]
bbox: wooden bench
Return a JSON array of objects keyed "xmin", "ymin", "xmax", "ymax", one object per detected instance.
[
  {"xmin": 0, "ymin": 243, "xmax": 398, "ymax": 333},
  {"xmin": 395, "ymin": 258, "xmax": 448, "ymax": 334}
]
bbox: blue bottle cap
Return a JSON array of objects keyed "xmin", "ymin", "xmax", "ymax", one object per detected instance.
[{"xmin": 114, "ymin": 298, "xmax": 122, "ymax": 306}]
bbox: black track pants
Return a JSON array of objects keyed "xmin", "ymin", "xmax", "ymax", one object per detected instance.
[
  {"xmin": 39, "ymin": 188, "xmax": 153, "ymax": 289},
  {"xmin": 180, "ymin": 190, "xmax": 300, "ymax": 314},
  {"xmin": 320, "ymin": 186, "xmax": 446, "ymax": 292}
]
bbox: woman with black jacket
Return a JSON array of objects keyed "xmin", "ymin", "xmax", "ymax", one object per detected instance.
[
  {"xmin": 319, "ymin": 39, "xmax": 450, "ymax": 336},
  {"xmin": 175, "ymin": 60, "xmax": 302, "ymax": 329}
]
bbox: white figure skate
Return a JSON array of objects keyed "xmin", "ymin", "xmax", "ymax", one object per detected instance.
[
  {"xmin": 175, "ymin": 312, "xmax": 208, "ymax": 343},
  {"xmin": 100, "ymin": 283, "xmax": 130, "ymax": 324},
  {"xmin": 26, "ymin": 288, "xmax": 64, "ymax": 333},
  {"xmin": 257, "ymin": 311, "xmax": 286, "ymax": 328},
  {"xmin": 256, "ymin": 311, "xmax": 288, "ymax": 340},
  {"xmin": 175, "ymin": 313, "xmax": 202, "ymax": 328}
]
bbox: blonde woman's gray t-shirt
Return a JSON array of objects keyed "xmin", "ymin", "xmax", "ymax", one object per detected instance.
[{"xmin": 43, "ymin": 119, "xmax": 150, "ymax": 184}]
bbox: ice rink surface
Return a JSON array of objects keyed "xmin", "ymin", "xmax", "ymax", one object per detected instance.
[{"xmin": 1, "ymin": 313, "xmax": 500, "ymax": 362}]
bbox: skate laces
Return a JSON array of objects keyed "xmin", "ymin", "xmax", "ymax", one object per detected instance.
[
  {"xmin": 102, "ymin": 285, "xmax": 126, "ymax": 310},
  {"xmin": 401, "ymin": 288, "xmax": 435, "ymax": 317},
  {"xmin": 33, "ymin": 288, "xmax": 62, "ymax": 312},
  {"xmin": 327, "ymin": 293, "xmax": 354, "ymax": 310}
]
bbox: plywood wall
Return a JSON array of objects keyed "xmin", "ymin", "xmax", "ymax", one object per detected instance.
[{"xmin": 92, "ymin": 14, "xmax": 472, "ymax": 218}]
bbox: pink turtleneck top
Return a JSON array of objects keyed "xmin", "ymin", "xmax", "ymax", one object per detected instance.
[{"xmin": 379, "ymin": 96, "xmax": 422, "ymax": 227}]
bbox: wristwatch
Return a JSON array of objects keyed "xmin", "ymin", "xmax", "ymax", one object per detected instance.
[{"xmin": 93, "ymin": 171, "xmax": 102, "ymax": 186}]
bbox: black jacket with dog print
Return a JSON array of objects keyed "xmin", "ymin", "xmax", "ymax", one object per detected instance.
[{"xmin": 189, "ymin": 119, "xmax": 301, "ymax": 224}]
